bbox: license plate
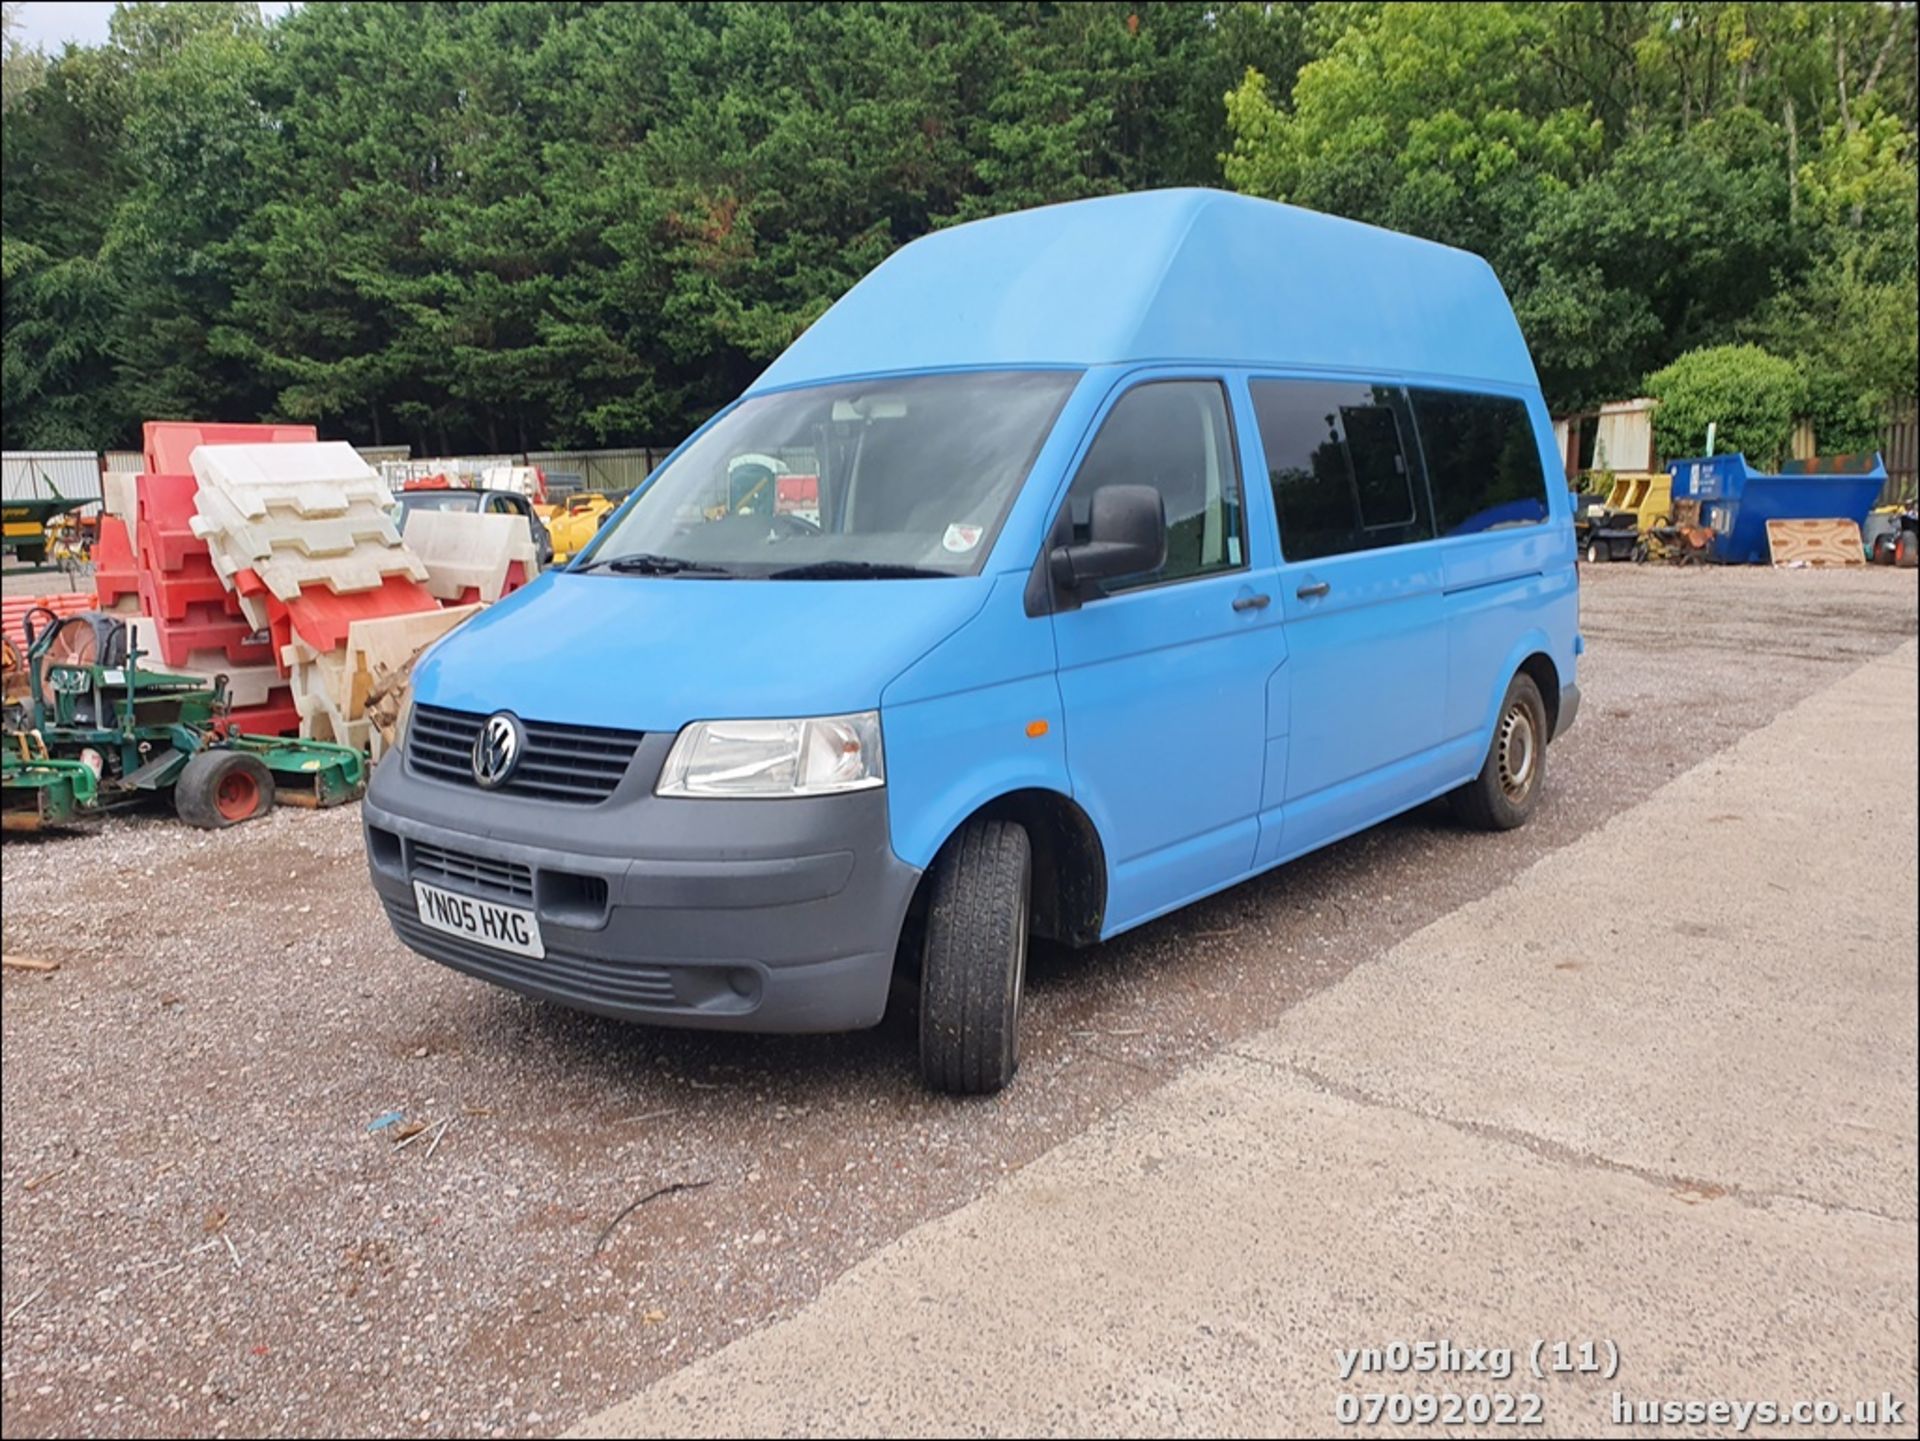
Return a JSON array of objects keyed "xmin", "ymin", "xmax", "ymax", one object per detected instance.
[{"xmin": 413, "ymin": 880, "xmax": 544, "ymax": 959}]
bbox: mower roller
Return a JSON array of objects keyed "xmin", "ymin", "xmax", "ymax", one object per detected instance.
[{"xmin": 2, "ymin": 605, "xmax": 364, "ymax": 832}]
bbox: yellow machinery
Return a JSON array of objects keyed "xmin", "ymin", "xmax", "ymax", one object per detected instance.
[
  {"xmin": 539, "ymin": 492, "xmax": 619, "ymax": 563},
  {"xmin": 1600, "ymin": 471, "xmax": 1673, "ymax": 531}
]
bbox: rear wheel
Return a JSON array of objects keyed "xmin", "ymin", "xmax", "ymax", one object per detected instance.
[
  {"xmin": 1450, "ymin": 673, "xmax": 1549, "ymax": 832},
  {"xmin": 918, "ymin": 818, "xmax": 1032, "ymax": 1095},
  {"xmin": 175, "ymin": 750, "xmax": 275, "ymax": 829}
]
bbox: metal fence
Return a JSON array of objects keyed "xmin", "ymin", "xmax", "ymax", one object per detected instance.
[
  {"xmin": 378, "ymin": 447, "xmax": 675, "ymax": 496},
  {"xmin": 527, "ymin": 448, "xmax": 669, "ymax": 495},
  {"xmin": 20, "ymin": 443, "xmax": 682, "ymax": 502},
  {"xmin": 2, "ymin": 451, "xmax": 102, "ymax": 504}
]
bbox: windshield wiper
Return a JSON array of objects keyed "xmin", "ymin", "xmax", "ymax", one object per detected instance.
[
  {"xmin": 576, "ymin": 553, "xmax": 736, "ymax": 577},
  {"xmin": 765, "ymin": 560, "xmax": 952, "ymax": 580}
]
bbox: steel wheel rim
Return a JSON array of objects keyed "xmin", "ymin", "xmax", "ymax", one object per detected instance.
[
  {"xmin": 1498, "ymin": 703, "xmax": 1537, "ymax": 800},
  {"xmin": 216, "ymin": 770, "xmax": 258, "ymax": 821}
]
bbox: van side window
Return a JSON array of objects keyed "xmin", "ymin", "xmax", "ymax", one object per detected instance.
[
  {"xmin": 1410, "ymin": 388, "xmax": 1551, "ymax": 534},
  {"xmin": 1065, "ymin": 380, "xmax": 1244, "ymax": 590},
  {"xmin": 1249, "ymin": 380, "xmax": 1432, "ymax": 561}
]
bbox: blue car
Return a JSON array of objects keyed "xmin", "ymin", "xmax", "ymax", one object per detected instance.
[{"xmin": 363, "ymin": 189, "xmax": 1581, "ymax": 1094}]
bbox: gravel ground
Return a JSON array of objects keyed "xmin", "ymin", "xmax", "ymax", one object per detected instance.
[
  {"xmin": 3, "ymin": 562, "xmax": 1915, "ymax": 1439},
  {"xmin": 1, "ymin": 564, "xmax": 94, "ymax": 601}
]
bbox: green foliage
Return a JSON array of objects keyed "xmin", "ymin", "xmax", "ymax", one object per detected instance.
[
  {"xmin": 1, "ymin": 2, "xmax": 46, "ymax": 113},
  {"xmin": 1644, "ymin": 344, "xmax": 1805, "ymax": 466},
  {"xmin": 1223, "ymin": 0, "xmax": 1918, "ymax": 420},
  {"xmin": 1, "ymin": 0, "xmax": 1914, "ymax": 452}
]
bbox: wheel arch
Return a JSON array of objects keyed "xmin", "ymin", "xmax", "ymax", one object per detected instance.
[
  {"xmin": 1470, "ymin": 625, "xmax": 1565, "ymax": 749},
  {"xmin": 907, "ymin": 787, "xmax": 1108, "ymax": 949},
  {"xmin": 1516, "ymin": 650, "xmax": 1562, "ymax": 738}
]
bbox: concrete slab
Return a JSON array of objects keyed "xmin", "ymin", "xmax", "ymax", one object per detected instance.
[
  {"xmin": 191, "ymin": 488, "xmax": 401, "ymax": 562},
  {"xmin": 572, "ymin": 642, "xmax": 1919, "ymax": 1439},
  {"xmin": 187, "ymin": 441, "xmax": 389, "ymax": 517},
  {"xmin": 1235, "ymin": 640, "xmax": 1918, "ymax": 1222},
  {"xmin": 403, "ymin": 509, "xmax": 539, "ymax": 604}
]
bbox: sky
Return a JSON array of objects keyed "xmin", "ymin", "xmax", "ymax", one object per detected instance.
[{"xmin": 9, "ymin": 1, "xmax": 295, "ymax": 52}]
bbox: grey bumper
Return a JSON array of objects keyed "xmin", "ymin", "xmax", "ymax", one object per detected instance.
[
  {"xmin": 362, "ymin": 735, "xmax": 921, "ymax": 1034},
  {"xmin": 1554, "ymin": 681, "xmax": 1581, "ymax": 741}
]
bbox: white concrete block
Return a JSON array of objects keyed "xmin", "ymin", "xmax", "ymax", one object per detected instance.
[
  {"xmin": 192, "ymin": 488, "xmax": 400, "ymax": 562},
  {"xmin": 103, "ymin": 472, "xmax": 141, "ymax": 524},
  {"xmin": 402, "ymin": 509, "xmax": 538, "ymax": 604},
  {"xmin": 188, "ymin": 441, "xmax": 392, "ymax": 518}
]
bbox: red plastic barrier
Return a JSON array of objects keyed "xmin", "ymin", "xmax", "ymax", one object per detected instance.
[
  {"xmin": 92, "ymin": 518, "xmax": 140, "ymax": 608},
  {"xmin": 280, "ymin": 576, "xmax": 439, "ymax": 655},
  {"xmin": 137, "ymin": 558, "xmax": 242, "ymax": 623},
  {"xmin": 3, "ymin": 592, "xmax": 99, "ymax": 648},
  {"xmin": 142, "ymin": 600, "xmax": 271, "ymax": 668},
  {"xmin": 133, "ymin": 474, "xmax": 206, "ymax": 573},
  {"xmin": 143, "ymin": 421, "xmax": 317, "ymax": 477},
  {"xmin": 223, "ymin": 688, "xmax": 301, "ymax": 738},
  {"xmin": 264, "ymin": 594, "xmax": 293, "ymax": 676}
]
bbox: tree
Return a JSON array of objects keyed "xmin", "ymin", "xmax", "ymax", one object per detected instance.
[
  {"xmin": 1758, "ymin": 97, "xmax": 1919, "ymax": 451},
  {"xmin": 1, "ymin": 1, "xmax": 45, "ymax": 113},
  {"xmin": 1, "ymin": 2, "xmax": 1913, "ymax": 452}
]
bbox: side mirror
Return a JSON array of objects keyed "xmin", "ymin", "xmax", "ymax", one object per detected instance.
[{"xmin": 1050, "ymin": 484, "xmax": 1166, "ymax": 591}]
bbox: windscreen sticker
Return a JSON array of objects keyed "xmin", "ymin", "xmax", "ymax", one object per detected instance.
[{"xmin": 943, "ymin": 523, "xmax": 984, "ymax": 553}]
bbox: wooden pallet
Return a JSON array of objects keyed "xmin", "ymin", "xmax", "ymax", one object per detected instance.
[{"xmin": 1766, "ymin": 519, "xmax": 1866, "ymax": 567}]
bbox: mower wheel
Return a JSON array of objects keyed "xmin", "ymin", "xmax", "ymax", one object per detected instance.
[{"xmin": 175, "ymin": 750, "xmax": 276, "ymax": 829}]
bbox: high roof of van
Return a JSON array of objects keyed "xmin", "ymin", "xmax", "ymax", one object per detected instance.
[{"xmin": 750, "ymin": 188, "xmax": 1539, "ymax": 395}]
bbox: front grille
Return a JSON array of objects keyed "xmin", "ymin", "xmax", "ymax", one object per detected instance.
[
  {"xmin": 387, "ymin": 911, "xmax": 679, "ymax": 1009},
  {"xmin": 408, "ymin": 704, "xmax": 641, "ymax": 803},
  {"xmin": 408, "ymin": 838, "xmax": 533, "ymax": 904}
]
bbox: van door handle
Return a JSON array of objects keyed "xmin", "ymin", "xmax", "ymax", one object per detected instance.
[
  {"xmin": 1295, "ymin": 580, "xmax": 1331, "ymax": 599},
  {"xmin": 1231, "ymin": 592, "xmax": 1271, "ymax": 612}
]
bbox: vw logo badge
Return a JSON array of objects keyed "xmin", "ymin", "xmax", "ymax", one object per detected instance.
[{"xmin": 472, "ymin": 711, "xmax": 525, "ymax": 789}]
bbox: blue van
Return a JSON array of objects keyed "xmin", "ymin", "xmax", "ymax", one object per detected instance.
[{"xmin": 363, "ymin": 189, "xmax": 1581, "ymax": 1094}]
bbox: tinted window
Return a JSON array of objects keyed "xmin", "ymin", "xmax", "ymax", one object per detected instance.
[
  {"xmin": 1411, "ymin": 389, "xmax": 1550, "ymax": 534},
  {"xmin": 1249, "ymin": 380, "xmax": 1432, "ymax": 561},
  {"xmin": 1343, "ymin": 403, "xmax": 1416, "ymax": 531},
  {"xmin": 1064, "ymin": 380, "xmax": 1244, "ymax": 591}
]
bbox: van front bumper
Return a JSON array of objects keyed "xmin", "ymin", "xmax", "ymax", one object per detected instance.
[{"xmin": 361, "ymin": 750, "xmax": 921, "ymax": 1034}]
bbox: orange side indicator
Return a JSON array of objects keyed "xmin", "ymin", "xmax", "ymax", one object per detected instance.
[{"xmin": 1025, "ymin": 719, "xmax": 1049, "ymax": 738}]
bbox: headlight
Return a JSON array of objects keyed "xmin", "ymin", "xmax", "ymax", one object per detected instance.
[{"xmin": 657, "ymin": 711, "xmax": 884, "ymax": 797}]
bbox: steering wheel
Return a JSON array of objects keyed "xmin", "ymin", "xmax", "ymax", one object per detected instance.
[{"xmin": 769, "ymin": 511, "xmax": 821, "ymax": 538}]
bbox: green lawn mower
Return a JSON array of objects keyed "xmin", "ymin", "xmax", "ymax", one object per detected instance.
[{"xmin": 3, "ymin": 606, "xmax": 365, "ymax": 832}]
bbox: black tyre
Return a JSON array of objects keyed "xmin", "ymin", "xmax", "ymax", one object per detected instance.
[
  {"xmin": 1449, "ymin": 673, "xmax": 1549, "ymax": 832},
  {"xmin": 918, "ymin": 818, "xmax": 1032, "ymax": 1095},
  {"xmin": 1585, "ymin": 540, "xmax": 1604, "ymax": 565},
  {"xmin": 175, "ymin": 750, "xmax": 275, "ymax": 829}
]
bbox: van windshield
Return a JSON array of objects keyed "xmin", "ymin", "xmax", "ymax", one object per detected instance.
[{"xmin": 578, "ymin": 370, "xmax": 1078, "ymax": 578}]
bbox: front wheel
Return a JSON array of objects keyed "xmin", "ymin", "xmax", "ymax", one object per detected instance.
[
  {"xmin": 918, "ymin": 818, "xmax": 1032, "ymax": 1095},
  {"xmin": 175, "ymin": 750, "xmax": 275, "ymax": 829},
  {"xmin": 1449, "ymin": 673, "xmax": 1549, "ymax": 832},
  {"xmin": 1585, "ymin": 540, "xmax": 1604, "ymax": 565}
]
